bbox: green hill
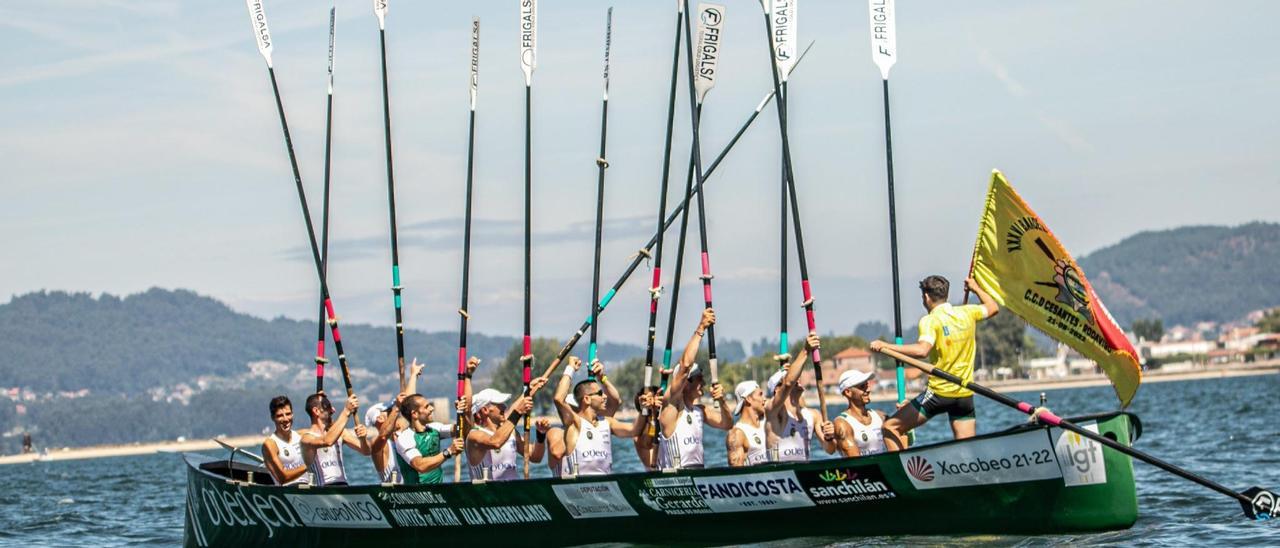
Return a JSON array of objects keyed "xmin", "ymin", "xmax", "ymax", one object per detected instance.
[{"xmin": 1077, "ymin": 222, "xmax": 1280, "ymax": 326}]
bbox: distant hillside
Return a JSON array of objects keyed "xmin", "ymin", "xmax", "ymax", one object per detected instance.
[
  {"xmin": 0, "ymin": 288, "xmax": 642, "ymax": 398},
  {"xmin": 1078, "ymin": 222, "xmax": 1280, "ymax": 326}
]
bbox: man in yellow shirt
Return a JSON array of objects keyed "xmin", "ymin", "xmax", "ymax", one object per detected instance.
[{"xmin": 870, "ymin": 275, "xmax": 999, "ymax": 450}]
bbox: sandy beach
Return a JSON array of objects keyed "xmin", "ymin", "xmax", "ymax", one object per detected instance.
[{"xmin": 0, "ymin": 435, "xmax": 264, "ymax": 466}]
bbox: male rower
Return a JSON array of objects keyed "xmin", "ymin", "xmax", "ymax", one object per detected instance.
[
  {"xmin": 764, "ymin": 332, "xmax": 821, "ymax": 462},
  {"xmin": 552, "ymin": 356, "xmax": 652, "ymax": 476},
  {"xmin": 262, "ymin": 395, "xmax": 311, "ymax": 486},
  {"xmin": 871, "ymin": 276, "xmax": 999, "ymax": 449},
  {"xmin": 465, "ymin": 378, "xmax": 545, "ymax": 481},
  {"xmin": 394, "ymin": 393, "xmax": 466, "ymax": 485},
  {"xmin": 727, "ymin": 380, "xmax": 769, "ymax": 467},
  {"xmin": 365, "ymin": 359, "xmax": 428, "ymax": 484},
  {"xmin": 299, "ymin": 392, "xmax": 371, "ymax": 487},
  {"xmin": 819, "ymin": 369, "xmax": 887, "ymax": 457},
  {"xmin": 657, "ymin": 308, "xmax": 732, "ymax": 469}
]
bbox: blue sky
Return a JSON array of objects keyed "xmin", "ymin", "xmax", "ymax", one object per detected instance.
[{"xmin": 2, "ymin": 0, "xmax": 1278, "ymax": 347}]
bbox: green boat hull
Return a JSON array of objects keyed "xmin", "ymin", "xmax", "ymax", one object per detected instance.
[{"xmin": 183, "ymin": 412, "xmax": 1138, "ymax": 546}]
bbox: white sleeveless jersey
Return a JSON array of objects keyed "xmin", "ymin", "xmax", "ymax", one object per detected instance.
[
  {"xmin": 469, "ymin": 426, "xmax": 521, "ymax": 481},
  {"xmin": 376, "ymin": 444, "xmax": 399, "ymax": 484},
  {"xmin": 733, "ymin": 419, "xmax": 768, "ymax": 466},
  {"xmin": 774, "ymin": 408, "xmax": 817, "ymax": 462},
  {"xmin": 837, "ymin": 410, "xmax": 886, "ymax": 456},
  {"xmin": 658, "ymin": 405, "xmax": 705, "ymax": 469},
  {"xmin": 269, "ymin": 431, "xmax": 311, "ymax": 486},
  {"xmin": 569, "ymin": 416, "xmax": 613, "ymax": 476},
  {"xmin": 305, "ymin": 433, "xmax": 347, "ymax": 487}
]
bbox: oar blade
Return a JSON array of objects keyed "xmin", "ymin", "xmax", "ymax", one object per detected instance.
[
  {"xmin": 1243, "ymin": 486, "xmax": 1276, "ymax": 520},
  {"xmin": 693, "ymin": 3, "xmax": 726, "ymax": 104}
]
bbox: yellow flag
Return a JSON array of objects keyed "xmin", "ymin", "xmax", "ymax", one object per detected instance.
[{"xmin": 969, "ymin": 170, "xmax": 1142, "ymax": 407}]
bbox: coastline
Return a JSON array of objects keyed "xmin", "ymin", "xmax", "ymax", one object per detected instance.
[{"xmin": 3, "ymin": 361, "xmax": 1275, "ymax": 466}]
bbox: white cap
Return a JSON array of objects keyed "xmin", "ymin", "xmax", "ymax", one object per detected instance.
[
  {"xmin": 838, "ymin": 369, "xmax": 874, "ymax": 393},
  {"xmin": 686, "ymin": 362, "xmax": 704, "ymax": 380},
  {"xmin": 733, "ymin": 380, "xmax": 760, "ymax": 416},
  {"xmin": 363, "ymin": 402, "xmax": 390, "ymax": 429},
  {"xmin": 471, "ymin": 388, "xmax": 511, "ymax": 415},
  {"xmin": 766, "ymin": 369, "xmax": 786, "ymax": 396}
]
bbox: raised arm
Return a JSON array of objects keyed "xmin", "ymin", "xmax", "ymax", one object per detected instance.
[
  {"xmin": 404, "ymin": 358, "xmax": 423, "ymax": 395},
  {"xmin": 702, "ymin": 383, "xmax": 734, "ymax": 430},
  {"xmin": 523, "ymin": 418, "xmax": 552, "ymax": 463},
  {"xmin": 966, "ymin": 277, "xmax": 999, "ymax": 318},
  {"xmin": 552, "ymin": 357, "xmax": 582, "ymax": 427},
  {"xmin": 594, "ymin": 363, "xmax": 622, "ymax": 417},
  {"xmin": 342, "ymin": 423, "xmax": 371, "ymax": 456},
  {"xmin": 300, "ymin": 395, "xmax": 358, "ymax": 449}
]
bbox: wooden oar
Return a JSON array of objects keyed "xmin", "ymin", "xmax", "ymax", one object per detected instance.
[{"xmin": 874, "ymin": 346, "xmax": 1276, "ymax": 520}]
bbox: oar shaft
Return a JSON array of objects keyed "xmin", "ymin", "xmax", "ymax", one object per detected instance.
[
  {"xmin": 377, "ymin": 27, "xmax": 407, "ymax": 390},
  {"xmin": 315, "ymin": 6, "xmax": 338, "ymax": 395},
  {"xmin": 758, "ymin": 8, "xmax": 826, "ymax": 420},
  {"xmin": 521, "ymin": 80, "xmax": 534, "ymax": 479},
  {"xmin": 879, "ymin": 78, "xmax": 906, "ymax": 404},
  {"xmin": 876, "ymin": 347, "xmax": 1252, "ymax": 506},
  {"xmin": 265, "ymin": 67, "xmax": 354, "ymax": 402},
  {"xmin": 681, "ymin": 1, "xmax": 719, "ymax": 388}
]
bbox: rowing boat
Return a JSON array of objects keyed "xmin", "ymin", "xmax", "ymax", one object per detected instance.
[{"xmin": 182, "ymin": 411, "xmax": 1138, "ymax": 546}]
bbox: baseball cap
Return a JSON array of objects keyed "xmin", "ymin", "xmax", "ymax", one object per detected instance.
[
  {"xmin": 766, "ymin": 369, "xmax": 786, "ymax": 396},
  {"xmin": 686, "ymin": 362, "xmax": 704, "ymax": 380},
  {"xmin": 733, "ymin": 380, "xmax": 760, "ymax": 416},
  {"xmin": 838, "ymin": 369, "xmax": 874, "ymax": 393},
  {"xmin": 471, "ymin": 388, "xmax": 512, "ymax": 415},
  {"xmin": 363, "ymin": 402, "xmax": 390, "ymax": 429}
]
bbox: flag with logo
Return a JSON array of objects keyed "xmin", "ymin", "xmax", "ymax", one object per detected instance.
[{"xmin": 968, "ymin": 170, "xmax": 1141, "ymax": 407}]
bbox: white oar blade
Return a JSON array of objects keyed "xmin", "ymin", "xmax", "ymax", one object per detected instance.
[
  {"xmin": 694, "ymin": 2, "xmax": 727, "ymax": 104},
  {"xmin": 868, "ymin": 0, "xmax": 896, "ymax": 80},
  {"xmin": 770, "ymin": 0, "xmax": 798, "ymax": 82},
  {"xmin": 327, "ymin": 7, "xmax": 336, "ymax": 94},
  {"xmin": 244, "ymin": 0, "xmax": 274, "ymax": 68},
  {"xmin": 470, "ymin": 17, "xmax": 480, "ymax": 111},
  {"xmin": 520, "ymin": 0, "xmax": 537, "ymax": 86},
  {"xmin": 374, "ymin": 0, "xmax": 388, "ymax": 30},
  {"xmin": 602, "ymin": 8, "xmax": 613, "ymax": 99}
]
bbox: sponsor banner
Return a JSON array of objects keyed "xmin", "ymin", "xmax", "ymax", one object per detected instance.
[
  {"xmin": 637, "ymin": 476, "xmax": 713, "ymax": 516},
  {"xmin": 1053, "ymin": 421, "xmax": 1107, "ymax": 487},
  {"xmin": 693, "ymin": 471, "xmax": 814, "ymax": 513},
  {"xmin": 796, "ymin": 465, "xmax": 897, "ymax": 505},
  {"xmin": 285, "ymin": 493, "xmax": 391, "ymax": 529},
  {"xmin": 552, "ymin": 481, "xmax": 638, "ymax": 519},
  {"xmin": 899, "ymin": 430, "xmax": 1062, "ymax": 490}
]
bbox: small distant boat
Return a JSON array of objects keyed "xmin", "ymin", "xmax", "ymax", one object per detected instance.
[{"xmin": 182, "ymin": 412, "xmax": 1139, "ymax": 547}]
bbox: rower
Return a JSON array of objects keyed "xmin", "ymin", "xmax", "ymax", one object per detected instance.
[
  {"xmin": 262, "ymin": 395, "xmax": 311, "ymax": 486},
  {"xmin": 465, "ymin": 382, "xmax": 543, "ymax": 481},
  {"xmin": 364, "ymin": 359, "xmax": 428, "ymax": 484},
  {"xmin": 727, "ymin": 381, "xmax": 769, "ymax": 467},
  {"xmin": 299, "ymin": 393, "xmax": 371, "ymax": 487},
  {"xmin": 393, "ymin": 394, "xmax": 466, "ymax": 485},
  {"xmin": 543, "ymin": 392, "xmax": 578, "ymax": 478},
  {"xmin": 764, "ymin": 332, "xmax": 820, "ymax": 463},
  {"xmin": 552, "ymin": 356, "xmax": 652, "ymax": 476},
  {"xmin": 632, "ymin": 389, "xmax": 666, "ymax": 470},
  {"xmin": 819, "ymin": 369, "xmax": 887, "ymax": 457},
  {"xmin": 657, "ymin": 308, "xmax": 732, "ymax": 469},
  {"xmin": 871, "ymin": 276, "xmax": 999, "ymax": 449}
]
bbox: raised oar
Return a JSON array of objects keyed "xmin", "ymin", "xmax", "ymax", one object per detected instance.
[
  {"xmin": 756, "ymin": 0, "xmax": 827, "ymax": 420},
  {"xmin": 682, "ymin": 0, "xmax": 727, "ymax": 401},
  {"xmin": 243, "ymin": 0, "xmax": 356, "ymax": 408},
  {"xmin": 771, "ymin": 0, "xmax": 798, "ymax": 380},
  {"xmin": 519, "ymin": 0, "xmax": 538, "ymax": 480},
  {"xmin": 868, "ymin": 0, "xmax": 909, "ymax": 412},
  {"xmin": 586, "ymin": 8, "xmax": 614, "ymax": 382},
  {"xmin": 875, "ymin": 346, "xmax": 1277, "ymax": 521},
  {"xmin": 373, "ymin": 0, "xmax": 407, "ymax": 390},
  {"xmin": 534, "ymin": 42, "xmax": 815, "ymax": 389},
  {"xmin": 643, "ymin": 0, "xmax": 684, "ymax": 408},
  {"xmin": 454, "ymin": 16, "xmax": 481, "ymax": 484},
  {"xmin": 314, "ymin": 6, "xmax": 337, "ymax": 393}
]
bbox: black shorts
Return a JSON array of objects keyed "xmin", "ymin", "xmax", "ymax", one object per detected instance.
[{"xmin": 911, "ymin": 390, "xmax": 976, "ymax": 421}]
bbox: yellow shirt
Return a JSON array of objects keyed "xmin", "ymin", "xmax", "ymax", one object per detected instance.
[{"xmin": 917, "ymin": 303, "xmax": 988, "ymax": 398}]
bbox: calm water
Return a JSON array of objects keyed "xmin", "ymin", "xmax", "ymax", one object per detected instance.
[{"xmin": 1, "ymin": 375, "xmax": 1276, "ymax": 546}]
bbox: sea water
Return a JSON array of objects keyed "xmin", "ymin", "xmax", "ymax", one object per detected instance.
[{"xmin": 0, "ymin": 374, "xmax": 1275, "ymax": 546}]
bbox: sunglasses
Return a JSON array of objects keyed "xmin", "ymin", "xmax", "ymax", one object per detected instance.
[{"xmin": 588, "ymin": 390, "xmax": 605, "ymax": 398}]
